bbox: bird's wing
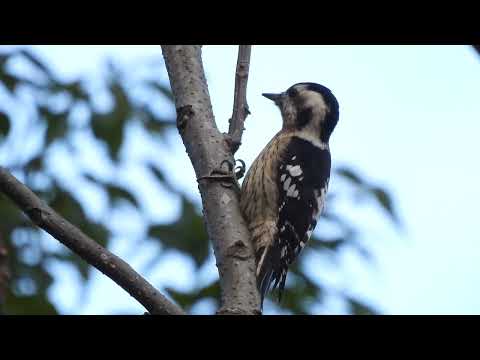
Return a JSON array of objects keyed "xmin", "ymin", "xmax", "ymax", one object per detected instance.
[{"xmin": 257, "ymin": 136, "xmax": 331, "ymax": 303}]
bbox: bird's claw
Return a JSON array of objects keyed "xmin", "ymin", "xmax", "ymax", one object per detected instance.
[
  {"xmin": 234, "ymin": 159, "xmax": 246, "ymax": 180},
  {"xmin": 197, "ymin": 158, "xmax": 246, "ymax": 193}
]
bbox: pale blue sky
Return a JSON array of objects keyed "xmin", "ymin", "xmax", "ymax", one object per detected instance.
[{"xmin": 18, "ymin": 45, "xmax": 480, "ymax": 314}]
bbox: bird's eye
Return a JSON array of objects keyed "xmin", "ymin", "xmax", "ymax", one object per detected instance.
[{"xmin": 287, "ymin": 88, "xmax": 298, "ymax": 97}]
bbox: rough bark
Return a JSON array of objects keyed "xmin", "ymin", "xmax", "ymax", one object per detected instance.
[
  {"xmin": 0, "ymin": 167, "xmax": 185, "ymax": 315},
  {"xmin": 161, "ymin": 45, "xmax": 261, "ymax": 315},
  {"xmin": 227, "ymin": 45, "xmax": 252, "ymax": 154}
]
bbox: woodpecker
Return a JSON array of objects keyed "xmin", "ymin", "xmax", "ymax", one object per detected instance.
[{"xmin": 240, "ymin": 82, "xmax": 339, "ymax": 307}]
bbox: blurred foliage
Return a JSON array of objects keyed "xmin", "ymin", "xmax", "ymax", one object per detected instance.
[{"xmin": 0, "ymin": 47, "xmax": 399, "ymax": 315}]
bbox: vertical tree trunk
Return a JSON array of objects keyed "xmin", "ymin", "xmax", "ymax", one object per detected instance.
[{"xmin": 161, "ymin": 45, "xmax": 261, "ymax": 314}]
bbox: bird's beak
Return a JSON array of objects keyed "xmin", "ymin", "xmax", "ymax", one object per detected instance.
[{"xmin": 262, "ymin": 92, "xmax": 283, "ymax": 105}]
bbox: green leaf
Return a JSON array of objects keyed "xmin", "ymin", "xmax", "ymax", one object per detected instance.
[
  {"xmin": 196, "ymin": 280, "xmax": 221, "ymax": 299},
  {"xmin": 25, "ymin": 155, "xmax": 44, "ymax": 172},
  {"xmin": 148, "ymin": 164, "xmax": 166, "ymax": 183},
  {"xmin": 44, "ymin": 110, "xmax": 69, "ymax": 145},
  {"xmin": 0, "ymin": 111, "xmax": 10, "ymax": 138},
  {"xmin": 4, "ymin": 294, "xmax": 58, "ymax": 315},
  {"xmin": 321, "ymin": 211, "xmax": 358, "ymax": 240},
  {"xmin": 165, "ymin": 280, "xmax": 220, "ymax": 311},
  {"xmin": 147, "ymin": 163, "xmax": 174, "ymax": 192},
  {"xmin": 0, "ymin": 54, "xmax": 8, "ymax": 68},
  {"xmin": 0, "ymin": 195, "xmax": 24, "ymax": 225},
  {"xmin": 59, "ymin": 80, "xmax": 89, "ymax": 101},
  {"xmin": 370, "ymin": 186, "xmax": 399, "ymax": 225},
  {"xmin": 136, "ymin": 106, "xmax": 173, "ymax": 138},
  {"xmin": 85, "ymin": 221, "xmax": 110, "ymax": 248},
  {"xmin": 144, "ymin": 117, "xmax": 172, "ymax": 134},
  {"xmin": 48, "ymin": 190, "xmax": 86, "ymax": 226},
  {"xmin": 12, "ymin": 258, "xmax": 55, "ymax": 297},
  {"xmin": 106, "ymin": 185, "xmax": 138, "ymax": 207},
  {"xmin": 336, "ymin": 166, "xmax": 365, "ymax": 186},
  {"xmin": 84, "ymin": 174, "xmax": 104, "ymax": 186},
  {"xmin": 110, "ymin": 82, "xmax": 130, "ymax": 118},
  {"xmin": 53, "ymin": 252, "xmax": 91, "ymax": 281},
  {"xmin": 148, "ymin": 81, "xmax": 174, "ymax": 102},
  {"xmin": 347, "ymin": 297, "xmax": 378, "ymax": 315},
  {"xmin": 91, "ymin": 112, "xmax": 125, "ymax": 161},
  {"xmin": 148, "ymin": 197, "xmax": 209, "ymax": 267},
  {"xmin": 0, "ymin": 72, "xmax": 19, "ymax": 94},
  {"xmin": 310, "ymin": 235, "xmax": 346, "ymax": 251},
  {"xmin": 90, "ymin": 83, "xmax": 131, "ymax": 161},
  {"xmin": 84, "ymin": 174, "xmax": 137, "ymax": 209},
  {"xmin": 164, "ymin": 288, "xmax": 197, "ymax": 311},
  {"xmin": 352, "ymin": 242, "xmax": 373, "ymax": 262},
  {"xmin": 19, "ymin": 49, "xmax": 57, "ymax": 83}
]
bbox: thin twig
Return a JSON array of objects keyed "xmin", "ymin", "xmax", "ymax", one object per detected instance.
[
  {"xmin": 0, "ymin": 167, "xmax": 186, "ymax": 315},
  {"xmin": 227, "ymin": 45, "xmax": 252, "ymax": 154}
]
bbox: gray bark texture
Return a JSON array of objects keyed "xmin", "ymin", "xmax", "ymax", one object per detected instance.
[
  {"xmin": 0, "ymin": 167, "xmax": 185, "ymax": 315},
  {"xmin": 228, "ymin": 45, "xmax": 252, "ymax": 154},
  {"xmin": 161, "ymin": 45, "xmax": 261, "ymax": 315}
]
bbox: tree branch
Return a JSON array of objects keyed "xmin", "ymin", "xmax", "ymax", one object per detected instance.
[
  {"xmin": 0, "ymin": 167, "xmax": 186, "ymax": 315},
  {"xmin": 161, "ymin": 45, "xmax": 261, "ymax": 315},
  {"xmin": 227, "ymin": 45, "xmax": 252, "ymax": 154}
]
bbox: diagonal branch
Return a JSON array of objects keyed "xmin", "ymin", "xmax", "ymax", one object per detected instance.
[
  {"xmin": 161, "ymin": 45, "xmax": 261, "ymax": 315},
  {"xmin": 0, "ymin": 167, "xmax": 186, "ymax": 315},
  {"xmin": 227, "ymin": 45, "xmax": 252, "ymax": 154}
]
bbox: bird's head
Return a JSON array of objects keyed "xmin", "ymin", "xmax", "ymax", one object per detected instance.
[{"xmin": 263, "ymin": 82, "xmax": 339, "ymax": 143}]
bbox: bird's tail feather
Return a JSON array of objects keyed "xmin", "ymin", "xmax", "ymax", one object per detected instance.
[
  {"xmin": 256, "ymin": 246, "xmax": 273, "ymax": 308},
  {"xmin": 256, "ymin": 244, "xmax": 287, "ymax": 308}
]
